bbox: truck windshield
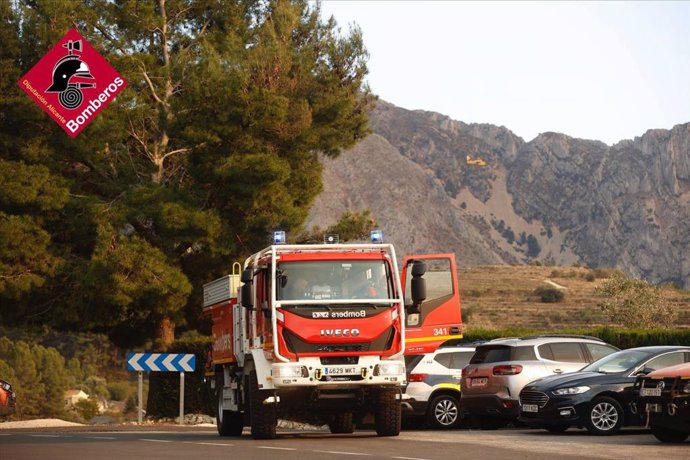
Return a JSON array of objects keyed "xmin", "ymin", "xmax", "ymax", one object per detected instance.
[{"xmin": 277, "ymin": 260, "xmax": 392, "ymax": 302}]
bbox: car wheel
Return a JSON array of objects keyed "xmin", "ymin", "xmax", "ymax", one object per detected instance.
[
  {"xmin": 585, "ymin": 396, "xmax": 623, "ymax": 435},
  {"xmin": 651, "ymin": 425, "xmax": 690, "ymax": 443},
  {"xmin": 545, "ymin": 425, "xmax": 569, "ymax": 433},
  {"xmin": 426, "ymin": 394, "xmax": 460, "ymax": 429}
]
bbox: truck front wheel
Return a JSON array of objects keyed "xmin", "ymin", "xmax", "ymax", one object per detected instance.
[
  {"xmin": 374, "ymin": 388, "xmax": 401, "ymax": 436},
  {"xmin": 249, "ymin": 370, "xmax": 277, "ymax": 439}
]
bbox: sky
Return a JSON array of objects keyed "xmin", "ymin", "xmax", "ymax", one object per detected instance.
[{"xmin": 317, "ymin": 1, "xmax": 690, "ymax": 145}]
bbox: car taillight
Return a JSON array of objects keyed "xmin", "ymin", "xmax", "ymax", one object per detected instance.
[
  {"xmin": 492, "ymin": 364, "xmax": 523, "ymax": 375},
  {"xmin": 408, "ymin": 373, "xmax": 428, "ymax": 382}
]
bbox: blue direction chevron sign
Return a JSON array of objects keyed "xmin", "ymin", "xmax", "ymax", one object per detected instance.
[{"xmin": 127, "ymin": 353, "xmax": 196, "ymax": 372}]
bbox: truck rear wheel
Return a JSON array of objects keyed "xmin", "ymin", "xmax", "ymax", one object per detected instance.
[
  {"xmin": 249, "ymin": 370, "xmax": 277, "ymax": 439},
  {"xmin": 329, "ymin": 412, "xmax": 355, "ymax": 434},
  {"xmin": 216, "ymin": 383, "xmax": 243, "ymax": 436},
  {"xmin": 374, "ymin": 388, "xmax": 401, "ymax": 436}
]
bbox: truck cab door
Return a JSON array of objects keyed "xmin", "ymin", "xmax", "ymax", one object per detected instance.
[{"xmin": 401, "ymin": 253, "xmax": 462, "ymax": 355}]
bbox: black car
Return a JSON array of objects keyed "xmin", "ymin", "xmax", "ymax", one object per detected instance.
[{"xmin": 518, "ymin": 346, "xmax": 690, "ymax": 435}]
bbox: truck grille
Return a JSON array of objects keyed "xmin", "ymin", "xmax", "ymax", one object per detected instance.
[
  {"xmin": 519, "ymin": 390, "xmax": 549, "ymax": 408},
  {"xmin": 283, "ymin": 328, "xmax": 396, "ymax": 354}
]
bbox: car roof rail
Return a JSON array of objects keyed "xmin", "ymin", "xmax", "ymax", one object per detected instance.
[
  {"xmin": 439, "ymin": 339, "xmax": 486, "ymax": 348},
  {"xmin": 518, "ymin": 334, "xmax": 604, "ymax": 342}
]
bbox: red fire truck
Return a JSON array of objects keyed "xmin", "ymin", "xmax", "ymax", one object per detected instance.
[{"xmin": 204, "ymin": 233, "xmax": 461, "ymax": 439}]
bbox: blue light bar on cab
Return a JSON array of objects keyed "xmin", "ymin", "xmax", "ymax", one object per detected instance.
[
  {"xmin": 370, "ymin": 229, "xmax": 383, "ymax": 243},
  {"xmin": 273, "ymin": 231, "xmax": 286, "ymax": 244}
]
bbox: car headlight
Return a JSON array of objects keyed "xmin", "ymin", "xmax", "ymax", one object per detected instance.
[
  {"xmin": 272, "ymin": 365, "xmax": 308, "ymax": 379},
  {"xmin": 552, "ymin": 386, "xmax": 591, "ymax": 396},
  {"xmin": 374, "ymin": 362, "xmax": 405, "ymax": 376}
]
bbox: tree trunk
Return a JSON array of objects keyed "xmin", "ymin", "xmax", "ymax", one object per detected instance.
[{"xmin": 156, "ymin": 315, "xmax": 175, "ymax": 346}]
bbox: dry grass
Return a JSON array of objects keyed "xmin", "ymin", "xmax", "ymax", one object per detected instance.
[{"xmin": 458, "ymin": 265, "xmax": 690, "ymax": 331}]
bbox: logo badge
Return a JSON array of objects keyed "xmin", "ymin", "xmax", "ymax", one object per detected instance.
[{"xmin": 17, "ymin": 28, "xmax": 127, "ymax": 137}]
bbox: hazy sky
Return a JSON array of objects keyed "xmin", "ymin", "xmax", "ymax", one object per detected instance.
[{"xmin": 318, "ymin": 1, "xmax": 690, "ymax": 145}]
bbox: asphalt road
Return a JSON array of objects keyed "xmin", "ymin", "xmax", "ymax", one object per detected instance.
[{"xmin": 1, "ymin": 426, "xmax": 688, "ymax": 460}]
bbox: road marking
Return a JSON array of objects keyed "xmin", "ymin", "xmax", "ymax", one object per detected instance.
[
  {"xmin": 392, "ymin": 457, "xmax": 431, "ymax": 460},
  {"xmin": 256, "ymin": 446, "xmax": 297, "ymax": 451},
  {"xmin": 31, "ymin": 434, "xmax": 62, "ymax": 438},
  {"xmin": 313, "ymin": 450, "xmax": 371, "ymax": 456},
  {"xmin": 140, "ymin": 438, "xmax": 173, "ymax": 443},
  {"xmin": 193, "ymin": 442, "xmax": 235, "ymax": 446},
  {"xmin": 85, "ymin": 436, "xmax": 117, "ymax": 440}
]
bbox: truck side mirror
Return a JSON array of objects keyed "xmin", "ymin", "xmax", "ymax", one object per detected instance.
[
  {"xmin": 241, "ymin": 268, "xmax": 254, "ymax": 309},
  {"xmin": 408, "ymin": 261, "xmax": 427, "ymax": 314}
]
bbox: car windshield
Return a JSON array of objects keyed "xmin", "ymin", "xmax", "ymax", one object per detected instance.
[
  {"xmin": 580, "ymin": 349, "xmax": 652, "ymax": 374},
  {"xmin": 277, "ymin": 260, "xmax": 392, "ymax": 302}
]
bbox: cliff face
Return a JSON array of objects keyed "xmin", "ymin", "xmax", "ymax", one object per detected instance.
[{"xmin": 306, "ymin": 101, "xmax": 690, "ymax": 288}]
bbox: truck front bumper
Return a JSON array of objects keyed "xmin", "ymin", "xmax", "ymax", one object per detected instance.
[{"xmin": 270, "ymin": 358, "xmax": 405, "ymax": 388}]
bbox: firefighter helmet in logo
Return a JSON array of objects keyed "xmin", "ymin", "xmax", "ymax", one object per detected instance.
[{"xmin": 45, "ymin": 40, "xmax": 96, "ymax": 110}]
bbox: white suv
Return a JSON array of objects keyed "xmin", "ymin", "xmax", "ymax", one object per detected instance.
[
  {"xmin": 460, "ymin": 335, "xmax": 619, "ymax": 429},
  {"xmin": 402, "ymin": 344, "xmax": 477, "ymax": 429}
]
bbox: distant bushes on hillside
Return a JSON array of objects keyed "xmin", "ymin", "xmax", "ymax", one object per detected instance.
[{"xmin": 534, "ymin": 286, "xmax": 565, "ymax": 303}]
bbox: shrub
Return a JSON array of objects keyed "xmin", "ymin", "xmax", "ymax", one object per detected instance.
[
  {"xmin": 597, "ymin": 273, "xmax": 677, "ymax": 328},
  {"xmin": 585, "ymin": 272, "xmax": 596, "ymax": 282},
  {"xmin": 107, "ymin": 381, "xmax": 134, "ymax": 402},
  {"xmin": 535, "ymin": 286, "xmax": 565, "ymax": 303},
  {"xmin": 74, "ymin": 398, "xmax": 100, "ymax": 421},
  {"xmin": 593, "ymin": 267, "xmax": 624, "ymax": 279}
]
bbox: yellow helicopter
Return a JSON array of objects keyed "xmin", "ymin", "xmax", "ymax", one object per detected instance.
[{"xmin": 466, "ymin": 155, "xmax": 487, "ymax": 167}]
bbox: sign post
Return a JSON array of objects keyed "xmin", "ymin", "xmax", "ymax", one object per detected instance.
[
  {"xmin": 138, "ymin": 371, "xmax": 143, "ymax": 424},
  {"xmin": 127, "ymin": 353, "xmax": 196, "ymax": 425}
]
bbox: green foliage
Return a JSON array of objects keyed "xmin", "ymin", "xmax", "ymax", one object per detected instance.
[
  {"xmin": 0, "ymin": 337, "xmax": 69, "ymax": 418},
  {"xmin": 597, "ymin": 273, "xmax": 677, "ymax": 328},
  {"xmin": 300, "ymin": 210, "xmax": 377, "ymax": 243},
  {"xmin": 107, "ymin": 381, "xmax": 134, "ymax": 402},
  {"xmin": 74, "ymin": 398, "xmax": 100, "ymax": 422},
  {"xmin": 534, "ymin": 286, "xmax": 565, "ymax": 303},
  {"xmin": 526, "ymin": 234, "xmax": 541, "ymax": 258}
]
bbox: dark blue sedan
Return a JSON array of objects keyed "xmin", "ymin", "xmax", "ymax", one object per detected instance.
[{"xmin": 518, "ymin": 346, "xmax": 690, "ymax": 435}]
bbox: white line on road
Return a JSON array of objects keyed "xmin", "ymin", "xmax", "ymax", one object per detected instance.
[
  {"xmin": 140, "ymin": 438, "xmax": 173, "ymax": 443},
  {"xmin": 193, "ymin": 442, "xmax": 235, "ymax": 447},
  {"xmin": 392, "ymin": 457, "xmax": 431, "ymax": 460},
  {"xmin": 85, "ymin": 436, "xmax": 117, "ymax": 440},
  {"xmin": 256, "ymin": 446, "xmax": 297, "ymax": 451},
  {"xmin": 313, "ymin": 450, "xmax": 372, "ymax": 456},
  {"xmin": 30, "ymin": 435, "xmax": 62, "ymax": 438}
]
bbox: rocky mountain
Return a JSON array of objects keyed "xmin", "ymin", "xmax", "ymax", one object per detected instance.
[{"xmin": 306, "ymin": 101, "xmax": 690, "ymax": 289}]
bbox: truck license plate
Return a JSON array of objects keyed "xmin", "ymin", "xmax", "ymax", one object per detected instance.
[
  {"xmin": 470, "ymin": 377, "xmax": 488, "ymax": 387},
  {"xmin": 640, "ymin": 387, "xmax": 661, "ymax": 397},
  {"xmin": 522, "ymin": 404, "xmax": 539, "ymax": 413},
  {"xmin": 324, "ymin": 366, "xmax": 358, "ymax": 375}
]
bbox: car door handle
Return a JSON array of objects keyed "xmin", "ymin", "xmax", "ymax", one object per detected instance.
[{"xmin": 553, "ymin": 369, "xmax": 563, "ymax": 374}]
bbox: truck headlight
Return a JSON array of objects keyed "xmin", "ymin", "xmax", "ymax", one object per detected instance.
[
  {"xmin": 374, "ymin": 362, "xmax": 404, "ymax": 376},
  {"xmin": 552, "ymin": 386, "xmax": 590, "ymax": 395},
  {"xmin": 272, "ymin": 365, "xmax": 308, "ymax": 379}
]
